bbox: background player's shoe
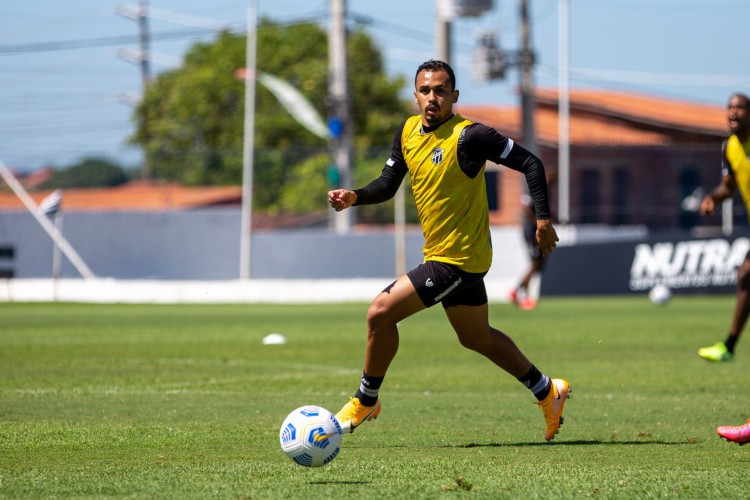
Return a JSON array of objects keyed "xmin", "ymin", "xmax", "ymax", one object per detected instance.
[
  {"xmin": 698, "ymin": 342, "xmax": 733, "ymax": 362},
  {"xmin": 509, "ymin": 289, "xmax": 520, "ymax": 306},
  {"xmin": 717, "ymin": 419, "xmax": 750, "ymax": 445},
  {"xmin": 335, "ymin": 397, "xmax": 381, "ymax": 434},
  {"xmin": 520, "ymin": 297, "xmax": 537, "ymax": 310},
  {"xmin": 537, "ymin": 378, "xmax": 571, "ymax": 441}
]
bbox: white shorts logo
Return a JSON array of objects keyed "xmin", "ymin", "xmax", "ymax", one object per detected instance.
[{"xmin": 434, "ymin": 277, "xmax": 463, "ymax": 302}]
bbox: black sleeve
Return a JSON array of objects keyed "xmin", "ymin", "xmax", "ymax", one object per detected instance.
[
  {"xmin": 459, "ymin": 123, "xmax": 513, "ymax": 176},
  {"xmin": 461, "ymin": 123, "xmax": 551, "ymax": 220},
  {"xmin": 353, "ymin": 121, "xmax": 409, "ymax": 206},
  {"xmin": 503, "ymin": 144, "xmax": 551, "ymax": 220}
]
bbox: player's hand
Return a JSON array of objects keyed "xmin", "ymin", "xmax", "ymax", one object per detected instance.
[
  {"xmin": 699, "ymin": 195, "xmax": 715, "ymax": 216},
  {"xmin": 536, "ymin": 219, "xmax": 559, "ymax": 256},
  {"xmin": 328, "ymin": 189, "xmax": 357, "ymax": 212}
]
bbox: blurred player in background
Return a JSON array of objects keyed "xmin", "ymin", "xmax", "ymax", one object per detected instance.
[
  {"xmin": 510, "ymin": 171, "xmax": 557, "ymax": 311},
  {"xmin": 698, "ymin": 92, "xmax": 750, "ymax": 362},
  {"xmin": 328, "ymin": 60, "xmax": 570, "ymax": 442}
]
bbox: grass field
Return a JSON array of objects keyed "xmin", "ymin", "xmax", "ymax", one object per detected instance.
[{"xmin": 2, "ymin": 296, "xmax": 750, "ymax": 498}]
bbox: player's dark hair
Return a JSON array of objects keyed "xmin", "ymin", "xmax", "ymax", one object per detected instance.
[
  {"xmin": 731, "ymin": 92, "xmax": 750, "ymax": 107},
  {"xmin": 415, "ymin": 60, "xmax": 456, "ymax": 91}
]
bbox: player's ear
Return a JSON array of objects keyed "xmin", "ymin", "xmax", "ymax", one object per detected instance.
[{"xmin": 453, "ymin": 89, "xmax": 459, "ymax": 103}]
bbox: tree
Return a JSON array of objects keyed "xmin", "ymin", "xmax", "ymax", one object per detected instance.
[
  {"xmin": 132, "ymin": 20, "xmax": 408, "ymax": 215},
  {"xmin": 40, "ymin": 158, "xmax": 130, "ymax": 189}
]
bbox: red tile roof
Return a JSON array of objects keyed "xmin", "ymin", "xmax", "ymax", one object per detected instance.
[
  {"xmin": 536, "ymin": 88, "xmax": 726, "ymax": 133},
  {"xmin": 0, "ymin": 181, "xmax": 242, "ymax": 212},
  {"xmin": 458, "ymin": 88, "xmax": 727, "ymax": 147},
  {"xmin": 0, "ymin": 89, "xmax": 731, "ymax": 213},
  {"xmin": 458, "ymin": 105, "xmax": 673, "ymax": 146}
]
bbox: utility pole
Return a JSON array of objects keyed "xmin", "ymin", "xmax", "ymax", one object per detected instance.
[
  {"xmin": 518, "ymin": 0, "xmax": 537, "ymax": 155},
  {"xmin": 329, "ymin": 0, "xmax": 353, "ymax": 234},
  {"xmin": 472, "ymin": 1, "xmax": 537, "ymax": 224},
  {"xmin": 473, "ymin": 2, "xmax": 536, "ymax": 151},
  {"xmin": 138, "ymin": 0, "xmax": 152, "ymax": 180}
]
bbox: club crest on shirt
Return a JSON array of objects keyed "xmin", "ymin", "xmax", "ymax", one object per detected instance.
[{"xmin": 431, "ymin": 147, "xmax": 445, "ymax": 166}]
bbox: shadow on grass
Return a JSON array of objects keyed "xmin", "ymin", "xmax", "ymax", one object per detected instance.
[
  {"xmin": 307, "ymin": 481, "xmax": 371, "ymax": 485},
  {"xmin": 453, "ymin": 439, "xmax": 693, "ymax": 447}
]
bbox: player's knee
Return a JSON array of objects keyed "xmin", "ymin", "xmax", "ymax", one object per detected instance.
[
  {"xmin": 457, "ymin": 333, "xmax": 488, "ymax": 354},
  {"xmin": 366, "ymin": 301, "xmax": 394, "ymax": 333}
]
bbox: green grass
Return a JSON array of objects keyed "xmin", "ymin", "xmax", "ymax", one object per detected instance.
[{"xmin": 1, "ymin": 297, "xmax": 750, "ymax": 498}]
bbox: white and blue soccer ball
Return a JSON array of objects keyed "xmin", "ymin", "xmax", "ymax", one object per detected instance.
[
  {"xmin": 279, "ymin": 405, "xmax": 342, "ymax": 467},
  {"xmin": 648, "ymin": 284, "xmax": 671, "ymax": 306}
]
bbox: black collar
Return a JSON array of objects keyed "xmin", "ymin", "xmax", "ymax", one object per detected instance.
[{"xmin": 420, "ymin": 114, "xmax": 455, "ymax": 134}]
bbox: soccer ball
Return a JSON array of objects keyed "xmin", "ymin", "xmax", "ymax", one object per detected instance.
[
  {"xmin": 279, "ymin": 405, "xmax": 342, "ymax": 467},
  {"xmin": 648, "ymin": 284, "xmax": 671, "ymax": 306}
]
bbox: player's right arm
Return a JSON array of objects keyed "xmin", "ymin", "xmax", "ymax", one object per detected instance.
[
  {"xmin": 328, "ymin": 189, "xmax": 357, "ymax": 212},
  {"xmin": 327, "ymin": 121, "xmax": 408, "ymax": 211}
]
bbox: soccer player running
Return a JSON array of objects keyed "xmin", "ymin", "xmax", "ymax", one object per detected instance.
[
  {"xmin": 698, "ymin": 92, "xmax": 750, "ymax": 362},
  {"xmin": 328, "ymin": 60, "xmax": 570, "ymax": 441}
]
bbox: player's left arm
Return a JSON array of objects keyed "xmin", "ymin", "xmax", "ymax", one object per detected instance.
[
  {"xmin": 463, "ymin": 124, "xmax": 558, "ymax": 255},
  {"xmin": 535, "ymin": 219, "xmax": 558, "ymax": 256}
]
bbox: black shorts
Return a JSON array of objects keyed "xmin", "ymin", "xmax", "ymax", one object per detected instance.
[{"xmin": 404, "ymin": 260, "xmax": 488, "ymax": 308}]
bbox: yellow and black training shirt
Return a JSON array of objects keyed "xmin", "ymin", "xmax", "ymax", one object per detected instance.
[
  {"xmin": 353, "ymin": 113, "xmax": 550, "ymax": 274},
  {"xmin": 723, "ymin": 134, "xmax": 750, "ymax": 221}
]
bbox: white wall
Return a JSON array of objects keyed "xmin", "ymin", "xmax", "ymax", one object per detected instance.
[{"xmin": 0, "ymin": 209, "xmax": 533, "ymax": 302}]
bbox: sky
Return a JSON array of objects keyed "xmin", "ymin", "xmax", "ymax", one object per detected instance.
[{"xmin": 1, "ymin": 0, "xmax": 749, "ymax": 172}]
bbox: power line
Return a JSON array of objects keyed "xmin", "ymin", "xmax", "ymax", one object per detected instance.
[
  {"xmin": 0, "ymin": 28, "xmax": 220, "ymax": 56},
  {"xmin": 0, "ymin": 12, "xmax": 331, "ymax": 58}
]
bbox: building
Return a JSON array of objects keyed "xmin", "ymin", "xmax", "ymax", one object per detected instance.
[
  {"xmin": 0, "ymin": 89, "xmax": 731, "ymax": 230},
  {"xmin": 0, "ymin": 89, "xmax": 734, "ymax": 282},
  {"xmin": 459, "ymin": 88, "xmax": 728, "ymax": 228}
]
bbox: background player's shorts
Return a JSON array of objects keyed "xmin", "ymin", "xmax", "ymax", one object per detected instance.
[
  {"xmin": 406, "ymin": 260, "xmax": 487, "ymax": 308},
  {"xmin": 523, "ymin": 220, "xmax": 544, "ymax": 261}
]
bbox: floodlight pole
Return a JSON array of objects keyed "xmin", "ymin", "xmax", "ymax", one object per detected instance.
[
  {"xmin": 722, "ymin": 199, "xmax": 733, "ymax": 235},
  {"xmin": 138, "ymin": 0, "xmax": 153, "ymax": 181},
  {"xmin": 239, "ymin": 0, "xmax": 258, "ymax": 280},
  {"xmin": 519, "ymin": 0, "xmax": 537, "ymax": 155},
  {"xmin": 557, "ymin": 0, "xmax": 570, "ymax": 224},
  {"xmin": 435, "ymin": 0, "xmax": 452, "ymax": 64},
  {"xmin": 329, "ymin": 0, "xmax": 353, "ymax": 234},
  {"xmin": 394, "ymin": 185, "xmax": 406, "ymax": 276}
]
